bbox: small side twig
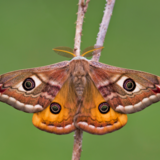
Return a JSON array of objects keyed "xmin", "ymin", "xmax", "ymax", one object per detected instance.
[
  {"xmin": 92, "ymin": 0, "xmax": 116, "ymax": 62},
  {"xmin": 72, "ymin": 1, "xmax": 90, "ymax": 160}
]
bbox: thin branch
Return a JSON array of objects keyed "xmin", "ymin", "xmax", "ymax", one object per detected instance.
[
  {"xmin": 74, "ymin": 0, "xmax": 90, "ymax": 56},
  {"xmin": 92, "ymin": 0, "xmax": 116, "ymax": 62},
  {"xmin": 72, "ymin": 1, "xmax": 90, "ymax": 160},
  {"xmin": 72, "ymin": 129, "xmax": 83, "ymax": 160}
]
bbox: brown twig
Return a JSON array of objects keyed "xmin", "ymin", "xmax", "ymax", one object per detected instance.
[
  {"xmin": 92, "ymin": 0, "xmax": 116, "ymax": 62},
  {"xmin": 72, "ymin": 129, "xmax": 83, "ymax": 160},
  {"xmin": 74, "ymin": 0, "xmax": 90, "ymax": 57},
  {"xmin": 72, "ymin": 1, "xmax": 90, "ymax": 160}
]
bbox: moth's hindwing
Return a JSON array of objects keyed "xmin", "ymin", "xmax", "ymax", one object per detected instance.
[
  {"xmin": 32, "ymin": 78, "xmax": 77, "ymax": 134},
  {"xmin": 75, "ymin": 77, "xmax": 128, "ymax": 135}
]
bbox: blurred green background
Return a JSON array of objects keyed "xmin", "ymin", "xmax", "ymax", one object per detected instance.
[{"xmin": 0, "ymin": 0, "xmax": 160, "ymax": 159}]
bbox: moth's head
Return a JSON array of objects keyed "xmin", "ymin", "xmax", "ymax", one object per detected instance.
[{"xmin": 53, "ymin": 46, "xmax": 104, "ymax": 59}]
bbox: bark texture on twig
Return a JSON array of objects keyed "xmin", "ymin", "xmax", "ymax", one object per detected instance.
[
  {"xmin": 74, "ymin": 0, "xmax": 90, "ymax": 56},
  {"xmin": 92, "ymin": 0, "xmax": 116, "ymax": 62},
  {"xmin": 72, "ymin": 129, "xmax": 83, "ymax": 160},
  {"xmin": 72, "ymin": 1, "xmax": 90, "ymax": 160}
]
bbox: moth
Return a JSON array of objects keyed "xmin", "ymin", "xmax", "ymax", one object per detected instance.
[{"xmin": 0, "ymin": 46, "xmax": 160, "ymax": 135}]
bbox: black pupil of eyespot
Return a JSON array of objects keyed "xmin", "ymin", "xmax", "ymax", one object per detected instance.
[
  {"xmin": 127, "ymin": 82, "xmax": 133, "ymax": 88},
  {"xmin": 26, "ymin": 81, "xmax": 31, "ymax": 88},
  {"xmin": 101, "ymin": 105, "xmax": 108, "ymax": 111},
  {"xmin": 52, "ymin": 106, "xmax": 58, "ymax": 111},
  {"xmin": 50, "ymin": 103, "xmax": 61, "ymax": 114},
  {"xmin": 123, "ymin": 78, "xmax": 136, "ymax": 92},
  {"xmin": 98, "ymin": 102, "xmax": 110, "ymax": 114}
]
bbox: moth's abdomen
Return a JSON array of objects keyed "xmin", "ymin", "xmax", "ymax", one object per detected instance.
[
  {"xmin": 70, "ymin": 60, "xmax": 88, "ymax": 99},
  {"xmin": 74, "ymin": 78, "xmax": 86, "ymax": 99}
]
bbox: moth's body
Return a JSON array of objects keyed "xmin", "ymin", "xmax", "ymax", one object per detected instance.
[
  {"xmin": 69, "ymin": 59, "xmax": 89, "ymax": 100},
  {"xmin": 0, "ymin": 55, "xmax": 160, "ymax": 134}
]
